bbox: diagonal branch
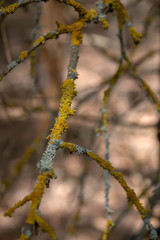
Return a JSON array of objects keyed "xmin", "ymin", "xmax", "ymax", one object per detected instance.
[{"xmin": 0, "ymin": 0, "xmax": 47, "ymax": 16}]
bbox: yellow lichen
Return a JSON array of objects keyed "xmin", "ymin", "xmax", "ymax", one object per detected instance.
[
  {"xmin": 112, "ymin": 0, "xmax": 129, "ymax": 29},
  {"xmin": 72, "ymin": 29, "xmax": 83, "ymax": 46},
  {"xmin": 44, "ymin": 32, "xmax": 57, "ymax": 40},
  {"xmin": 36, "ymin": 215, "xmax": 57, "ymax": 240},
  {"xmin": 4, "ymin": 172, "xmax": 54, "ymax": 219},
  {"xmin": 48, "ymin": 78, "xmax": 77, "ymax": 142},
  {"xmin": 70, "ymin": 109, "xmax": 76, "ymax": 115},
  {"xmin": 0, "ymin": 3, "xmax": 18, "ymax": 14},
  {"xmin": 48, "ymin": 117, "xmax": 68, "ymax": 141},
  {"xmin": 111, "ymin": 1, "xmax": 142, "ymax": 43},
  {"xmin": 87, "ymin": 152, "xmax": 147, "ymax": 219},
  {"xmin": 64, "ymin": 0, "xmax": 87, "ymax": 16},
  {"xmin": 129, "ymin": 26, "xmax": 142, "ymax": 44},
  {"xmin": 103, "ymin": 0, "xmax": 142, "ymax": 44},
  {"xmin": 35, "ymin": 36, "xmax": 45, "ymax": 46},
  {"xmin": 26, "ymin": 172, "xmax": 55, "ymax": 224},
  {"xmin": 58, "ymin": 21, "xmax": 83, "ymax": 46},
  {"xmin": 57, "ymin": 9, "xmax": 97, "ymax": 46},
  {"xmin": 20, "ymin": 233, "xmax": 28, "ymax": 240},
  {"xmin": 85, "ymin": 9, "xmax": 97, "ymax": 21},
  {"xmin": 103, "ymin": 1, "xmax": 128, "ymax": 28},
  {"xmin": 61, "ymin": 142, "xmax": 76, "ymax": 153},
  {"xmin": 57, "ymin": 22, "xmax": 72, "ymax": 34},
  {"xmin": 19, "ymin": 50, "xmax": 28, "ymax": 60},
  {"xmin": 100, "ymin": 18, "xmax": 110, "ymax": 29},
  {"xmin": 102, "ymin": 219, "xmax": 114, "ymax": 240},
  {"xmin": 4, "ymin": 195, "xmax": 31, "ymax": 217}
]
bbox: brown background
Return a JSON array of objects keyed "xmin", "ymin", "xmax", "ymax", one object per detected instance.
[{"xmin": 0, "ymin": 0, "xmax": 160, "ymax": 239}]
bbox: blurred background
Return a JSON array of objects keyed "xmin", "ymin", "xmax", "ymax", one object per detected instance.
[{"xmin": 0, "ymin": 0, "xmax": 160, "ymax": 239}]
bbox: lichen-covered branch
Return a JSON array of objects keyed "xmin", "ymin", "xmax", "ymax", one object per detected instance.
[
  {"xmin": 4, "ymin": 171, "xmax": 57, "ymax": 240},
  {"xmin": 60, "ymin": 141, "xmax": 147, "ymax": 218},
  {"xmin": 102, "ymin": 0, "xmax": 142, "ymax": 44},
  {"xmin": 56, "ymin": 0, "xmax": 87, "ymax": 16},
  {"xmin": 102, "ymin": 219, "xmax": 114, "ymax": 240},
  {"xmin": 1, "ymin": 0, "xmax": 141, "ymax": 82},
  {"xmin": 37, "ymin": 44, "xmax": 80, "ymax": 173},
  {"xmin": 0, "ymin": 6, "xmax": 97, "ymax": 81},
  {"xmin": 125, "ymin": 56, "xmax": 160, "ymax": 112},
  {"xmin": 0, "ymin": 0, "xmax": 46, "ymax": 16},
  {"xmin": 60, "ymin": 141, "xmax": 158, "ymax": 240},
  {"xmin": 0, "ymin": 30, "xmax": 59, "ymax": 81}
]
